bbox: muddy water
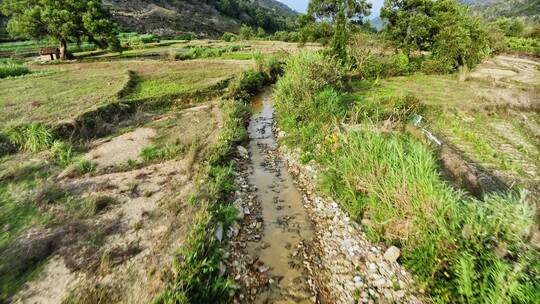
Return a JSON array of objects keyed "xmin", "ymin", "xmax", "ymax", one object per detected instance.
[{"xmin": 247, "ymin": 88, "xmax": 315, "ymax": 303}]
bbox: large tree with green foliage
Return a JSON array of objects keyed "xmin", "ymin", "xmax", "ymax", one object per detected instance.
[
  {"xmin": 382, "ymin": 0, "xmax": 492, "ymax": 70},
  {"xmin": 0, "ymin": 0, "xmax": 120, "ymax": 59},
  {"xmin": 308, "ymin": 0, "xmax": 372, "ymax": 58}
]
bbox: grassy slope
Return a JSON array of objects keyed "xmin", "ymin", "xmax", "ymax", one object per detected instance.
[
  {"xmin": 0, "ymin": 59, "xmax": 253, "ymax": 129},
  {"xmin": 273, "ymin": 51, "xmax": 539, "ymax": 303},
  {"xmin": 0, "ymin": 49, "xmax": 260, "ymax": 301},
  {"xmin": 0, "ymin": 66, "xmax": 129, "ymax": 128},
  {"xmin": 350, "ymin": 74, "xmax": 540, "ymax": 186}
]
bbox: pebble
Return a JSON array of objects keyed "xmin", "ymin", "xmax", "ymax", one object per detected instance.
[{"xmin": 384, "ymin": 246, "xmax": 401, "ymax": 263}]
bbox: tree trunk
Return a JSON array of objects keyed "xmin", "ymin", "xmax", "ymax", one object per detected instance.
[{"xmin": 59, "ymin": 39, "xmax": 67, "ymax": 60}]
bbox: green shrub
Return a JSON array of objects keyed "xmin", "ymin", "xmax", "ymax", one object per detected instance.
[
  {"xmin": 239, "ymin": 25, "xmax": 255, "ymax": 40},
  {"xmin": 504, "ymin": 37, "xmax": 540, "ymax": 55},
  {"xmin": 175, "ymin": 32, "xmax": 196, "ymax": 41},
  {"xmin": 225, "ymin": 71, "xmax": 264, "ymax": 101},
  {"xmin": 177, "ymin": 45, "xmax": 242, "ymax": 60},
  {"xmin": 356, "ymin": 53, "xmax": 412, "ymax": 79},
  {"xmin": 421, "ymin": 57, "xmax": 455, "ymax": 75},
  {"xmin": 140, "ymin": 143, "xmax": 186, "ymax": 162},
  {"xmin": 118, "ymin": 32, "xmax": 160, "ymax": 48},
  {"xmin": 222, "ymin": 32, "xmax": 235, "ymax": 42},
  {"xmin": 353, "ymin": 94, "xmax": 425, "ymax": 124},
  {"xmin": 76, "ymin": 160, "xmax": 97, "ymax": 174},
  {"xmin": 254, "ymin": 53, "xmax": 283, "ymax": 82},
  {"xmin": 274, "ymin": 51, "xmax": 346, "ymax": 105},
  {"xmin": 0, "ymin": 63, "xmax": 29, "ymax": 78}
]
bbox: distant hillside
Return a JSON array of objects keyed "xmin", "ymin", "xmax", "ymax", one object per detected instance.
[
  {"xmin": 0, "ymin": 0, "xmax": 296, "ymax": 40},
  {"xmin": 459, "ymin": 0, "xmax": 540, "ymax": 20}
]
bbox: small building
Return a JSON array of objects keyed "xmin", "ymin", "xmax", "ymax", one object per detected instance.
[{"xmin": 39, "ymin": 47, "xmax": 60, "ymax": 61}]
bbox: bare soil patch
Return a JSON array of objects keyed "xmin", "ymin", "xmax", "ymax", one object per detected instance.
[{"xmin": 85, "ymin": 128, "xmax": 156, "ymax": 169}]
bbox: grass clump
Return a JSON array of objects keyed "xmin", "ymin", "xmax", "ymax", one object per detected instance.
[
  {"xmin": 5, "ymin": 123, "xmax": 53, "ymax": 153},
  {"xmin": 67, "ymin": 195, "xmax": 115, "ymax": 218},
  {"xmin": 274, "ymin": 51, "xmax": 540, "ymax": 303},
  {"xmin": 0, "ymin": 63, "xmax": 29, "ymax": 78},
  {"xmin": 140, "ymin": 143, "xmax": 187, "ymax": 163}
]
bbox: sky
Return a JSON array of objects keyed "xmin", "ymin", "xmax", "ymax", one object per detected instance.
[{"xmin": 277, "ymin": 0, "xmax": 385, "ymax": 17}]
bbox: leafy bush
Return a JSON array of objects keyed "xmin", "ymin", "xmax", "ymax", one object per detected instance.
[
  {"xmin": 353, "ymin": 94, "xmax": 425, "ymax": 123},
  {"xmin": 225, "ymin": 71, "xmax": 264, "ymax": 101},
  {"xmin": 254, "ymin": 53, "xmax": 283, "ymax": 82},
  {"xmin": 274, "ymin": 51, "xmax": 346, "ymax": 107},
  {"xmin": 272, "ymin": 31, "xmax": 300, "ymax": 42},
  {"xmin": 239, "ymin": 25, "xmax": 255, "ymax": 40},
  {"xmin": 0, "ymin": 63, "xmax": 29, "ymax": 78},
  {"xmin": 421, "ymin": 57, "xmax": 455, "ymax": 75},
  {"xmin": 175, "ymin": 32, "xmax": 196, "ymax": 41},
  {"xmin": 140, "ymin": 143, "xmax": 186, "ymax": 162},
  {"xmin": 222, "ymin": 32, "xmax": 236, "ymax": 42},
  {"xmin": 504, "ymin": 37, "xmax": 540, "ymax": 55},
  {"xmin": 356, "ymin": 53, "xmax": 412, "ymax": 79},
  {"xmin": 118, "ymin": 32, "xmax": 160, "ymax": 48}
]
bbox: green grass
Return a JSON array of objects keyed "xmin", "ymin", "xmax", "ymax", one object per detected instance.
[
  {"xmin": 0, "ymin": 64, "xmax": 130, "ymax": 129},
  {"xmin": 124, "ymin": 60, "xmax": 253, "ymax": 101},
  {"xmin": 350, "ymin": 74, "xmax": 540, "ymax": 183},
  {"xmin": 273, "ymin": 51, "xmax": 540, "ymax": 303},
  {"xmin": 0, "ymin": 63, "xmax": 30, "ymax": 78}
]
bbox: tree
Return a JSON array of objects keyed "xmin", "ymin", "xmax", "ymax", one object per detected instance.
[
  {"xmin": 1, "ymin": 0, "xmax": 120, "ymax": 59},
  {"xmin": 382, "ymin": 0, "xmax": 492, "ymax": 71},
  {"xmin": 381, "ymin": 0, "xmax": 438, "ymax": 55},
  {"xmin": 308, "ymin": 0, "xmax": 371, "ymax": 58}
]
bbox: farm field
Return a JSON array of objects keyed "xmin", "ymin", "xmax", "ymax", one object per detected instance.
[
  {"xmin": 0, "ymin": 38, "xmax": 273, "ymax": 302},
  {"xmin": 2, "ymin": 0, "xmax": 540, "ymax": 302}
]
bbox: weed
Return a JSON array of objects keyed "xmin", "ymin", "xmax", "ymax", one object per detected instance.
[
  {"xmin": 0, "ymin": 63, "xmax": 30, "ymax": 78},
  {"xmin": 140, "ymin": 143, "xmax": 187, "ymax": 162},
  {"xmin": 32, "ymin": 181, "xmax": 66, "ymax": 205},
  {"xmin": 50, "ymin": 140, "xmax": 73, "ymax": 167},
  {"xmin": 132, "ymin": 220, "xmax": 143, "ymax": 231},
  {"xmin": 5, "ymin": 123, "xmax": 53, "ymax": 153},
  {"xmin": 76, "ymin": 160, "xmax": 97, "ymax": 175},
  {"xmin": 67, "ymin": 195, "xmax": 115, "ymax": 218}
]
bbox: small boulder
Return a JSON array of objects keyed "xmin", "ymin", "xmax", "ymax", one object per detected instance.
[
  {"xmin": 383, "ymin": 246, "xmax": 401, "ymax": 263},
  {"xmin": 215, "ymin": 222, "xmax": 224, "ymax": 242},
  {"xmin": 237, "ymin": 146, "xmax": 249, "ymax": 157}
]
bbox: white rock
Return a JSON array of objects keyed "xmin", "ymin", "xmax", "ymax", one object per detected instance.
[
  {"xmin": 237, "ymin": 145, "xmax": 249, "ymax": 156},
  {"xmin": 384, "ymin": 246, "xmax": 401, "ymax": 263},
  {"xmin": 233, "ymin": 199, "xmax": 244, "ymax": 220},
  {"xmin": 215, "ymin": 222, "xmax": 224, "ymax": 242}
]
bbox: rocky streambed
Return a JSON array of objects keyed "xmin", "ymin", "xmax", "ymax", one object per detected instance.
[{"xmin": 224, "ymin": 88, "xmax": 423, "ymax": 303}]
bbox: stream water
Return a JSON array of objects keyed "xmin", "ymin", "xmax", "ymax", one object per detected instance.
[{"xmin": 247, "ymin": 88, "xmax": 315, "ymax": 303}]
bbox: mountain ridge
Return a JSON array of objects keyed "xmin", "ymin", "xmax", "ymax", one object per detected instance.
[{"xmin": 0, "ymin": 0, "xmax": 296, "ymax": 41}]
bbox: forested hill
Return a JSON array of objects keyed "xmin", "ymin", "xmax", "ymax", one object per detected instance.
[
  {"xmin": 105, "ymin": 0, "xmax": 296, "ymax": 37},
  {"xmin": 0, "ymin": 0, "xmax": 297, "ymax": 40},
  {"xmin": 459, "ymin": 0, "xmax": 540, "ymax": 20}
]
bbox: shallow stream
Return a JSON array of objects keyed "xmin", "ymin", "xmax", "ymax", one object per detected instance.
[{"xmin": 247, "ymin": 88, "xmax": 315, "ymax": 303}]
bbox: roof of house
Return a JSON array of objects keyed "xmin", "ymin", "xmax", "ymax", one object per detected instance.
[{"xmin": 40, "ymin": 47, "xmax": 59, "ymax": 55}]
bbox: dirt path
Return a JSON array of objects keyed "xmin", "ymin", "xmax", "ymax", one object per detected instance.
[{"xmin": 225, "ymin": 89, "xmax": 423, "ymax": 303}]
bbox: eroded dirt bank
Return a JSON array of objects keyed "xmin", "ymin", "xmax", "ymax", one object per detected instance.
[{"xmin": 225, "ymin": 89, "xmax": 423, "ymax": 303}]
